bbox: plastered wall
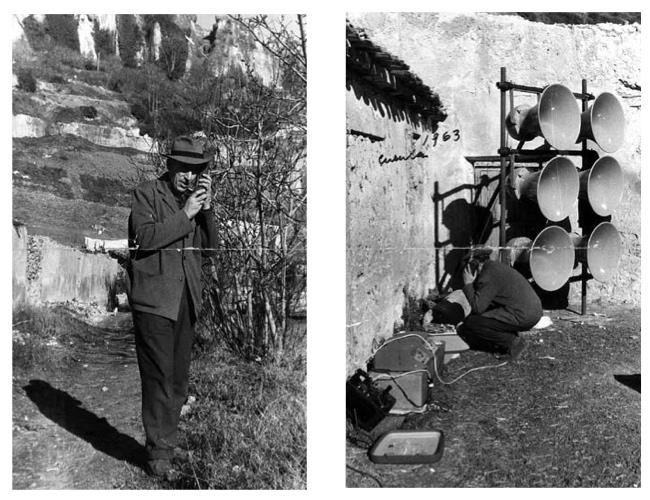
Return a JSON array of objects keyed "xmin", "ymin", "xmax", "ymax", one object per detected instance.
[{"xmin": 346, "ymin": 13, "xmax": 641, "ymax": 373}]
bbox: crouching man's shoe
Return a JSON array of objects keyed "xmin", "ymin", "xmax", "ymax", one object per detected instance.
[
  {"xmin": 172, "ymin": 446, "xmax": 192, "ymax": 462},
  {"xmin": 506, "ymin": 335, "xmax": 527, "ymax": 361},
  {"xmin": 146, "ymin": 459, "xmax": 180, "ymax": 481}
]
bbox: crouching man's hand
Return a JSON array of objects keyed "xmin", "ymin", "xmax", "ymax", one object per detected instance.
[
  {"xmin": 462, "ymin": 262, "xmax": 477, "ymax": 285},
  {"xmin": 183, "ymin": 188, "xmax": 208, "ymax": 219}
]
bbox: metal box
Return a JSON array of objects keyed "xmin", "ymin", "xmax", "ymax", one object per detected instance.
[
  {"xmin": 368, "ymin": 369, "xmax": 429, "ymax": 412},
  {"xmin": 371, "ymin": 331, "xmax": 445, "ymax": 378},
  {"xmin": 425, "ymin": 332, "xmax": 470, "ymax": 364}
]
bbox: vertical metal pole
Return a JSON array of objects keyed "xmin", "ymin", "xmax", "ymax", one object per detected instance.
[
  {"xmin": 499, "ymin": 67, "xmax": 507, "ymax": 263},
  {"xmin": 434, "ymin": 181, "xmax": 440, "ymax": 292},
  {"xmin": 580, "ymin": 79, "xmax": 588, "ymax": 315}
]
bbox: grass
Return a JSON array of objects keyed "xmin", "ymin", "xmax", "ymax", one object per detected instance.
[
  {"xmin": 12, "ymin": 304, "xmax": 79, "ymax": 371},
  {"xmin": 168, "ymin": 340, "xmax": 306, "ymax": 489},
  {"xmin": 347, "ymin": 304, "xmax": 640, "ymax": 487},
  {"xmin": 12, "ymin": 187, "xmax": 131, "ymax": 244},
  {"xmin": 14, "ymin": 302, "xmax": 307, "ymax": 489}
]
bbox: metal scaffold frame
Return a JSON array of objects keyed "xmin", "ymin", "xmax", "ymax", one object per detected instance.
[{"xmin": 465, "ymin": 67, "xmax": 597, "ymax": 315}]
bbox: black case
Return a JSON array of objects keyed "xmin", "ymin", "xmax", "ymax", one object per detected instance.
[{"xmin": 346, "ymin": 369, "xmax": 395, "ymax": 431}]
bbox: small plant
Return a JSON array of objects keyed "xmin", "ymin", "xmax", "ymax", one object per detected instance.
[
  {"xmin": 21, "ymin": 15, "xmax": 50, "ymax": 51},
  {"xmin": 44, "ymin": 15, "xmax": 80, "ymax": 52},
  {"xmin": 16, "ymin": 68, "xmax": 37, "ymax": 93},
  {"xmin": 12, "ymin": 304, "xmax": 70, "ymax": 370},
  {"xmin": 93, "ymin": 20, "xmax": 116, "ymax": 58}
]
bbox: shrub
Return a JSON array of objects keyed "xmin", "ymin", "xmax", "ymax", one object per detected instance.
[
  {"xmin": 46, "ymin": 45, "xmax": 89, "ymax": 71},
  {"xmin": 44, "ymin": 15, "xmax": 80, "ymax": 52},
  {"xmin": 116, "ymin": 14, "xmax": 144, "ymax": 68},
  {"xmin": 21, "ymin": 15, "xmax": 50, "ymax": 51},
  {"xmin": 79, "ymin": 106, "xmax": 98, "ymax": 119},
  {"xmin": 93, "ymin": 20, "xmax": 116, "ymax": 58},
  {"xmin": 16, "ymin": 68, "xmax": 37, "ymax": 92},
  {"xmin": 79, "ymin": 173, "xmax": 130, "ymax": 207}
]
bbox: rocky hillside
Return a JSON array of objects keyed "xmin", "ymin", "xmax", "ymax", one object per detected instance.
[{"xmin": 12, "ymin": 14, "xmax": 286, "ymax": 246}]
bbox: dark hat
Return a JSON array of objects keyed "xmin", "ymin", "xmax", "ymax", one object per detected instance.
[
  {"xmin": 469, "ymin": 244, "xmax": 493, "ymax": 261},
  {"xmin": 163, "ymin": 136, "xmax": 209, "ymax": 165}
]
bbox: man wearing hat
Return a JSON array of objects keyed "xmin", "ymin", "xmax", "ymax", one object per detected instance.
[
  {"xmin": 456, "ymin": 246, "xmax": 542, "ymax": 359},
  {"xmin": 129, "ymin": 135, "xmax": 217, "ymax": 478}
]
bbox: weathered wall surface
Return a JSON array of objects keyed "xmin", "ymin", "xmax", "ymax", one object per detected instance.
[
  {"xmin": 13, "ymin": 227, "xmax": 121, "ymax": 307},
  {"xmin": 13, "ymin": 224, "xmax": 28, "ymax": 304},
  {"xmin": 37, "ymin": 240, "xmax": 120, "ymax": 304},
  {"xmin": 346, "ymin": 13, "xmax": 641, "ymax": 373},
  {"xmin": 347, "ymin": 80, "xmax": 468, "ymax": 371}
]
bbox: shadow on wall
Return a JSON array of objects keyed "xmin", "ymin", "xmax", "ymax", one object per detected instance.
[
  {"xmin": 105, "ymin": 250, "xmax": 131, "ymax": 311},
  {"xmin": 434, "ymin": 180, "xmax": 495, "ymax": 293},
  {"xmin": 346, "ymin": 77, "xmax": 442, "ymax": 136}
]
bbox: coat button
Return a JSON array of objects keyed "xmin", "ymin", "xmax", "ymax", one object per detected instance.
[{"xmin": 179, "ymin": 276, "xmax": 183, "ymax": 281}]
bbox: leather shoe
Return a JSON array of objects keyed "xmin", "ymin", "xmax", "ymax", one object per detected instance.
[
  {"xmin": 146, "ymin": 459, "xmax": 180, "ymax": 481},
  {"xmin": 506, "ymin": 335, "xmax": 527, "ymax": 360}
]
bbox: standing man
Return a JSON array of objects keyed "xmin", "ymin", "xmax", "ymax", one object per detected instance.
[
  {"xmin": 128, "ymin": 136, "xmax": 217, "ymax": 478},
  {"xmin": 457, "ymin": 247, "xmax": 542, "ymax": 359}
]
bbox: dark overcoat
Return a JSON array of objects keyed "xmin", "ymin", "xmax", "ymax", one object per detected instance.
[
  {"xmin": 462, "ymin": 260, "xmax": 542, "ymax": 328},
  {"xmin": 128, "ymin": 173, "xmax": 218, "ymax": 321}
]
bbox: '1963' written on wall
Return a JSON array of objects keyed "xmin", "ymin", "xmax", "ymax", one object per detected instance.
[{"xmin": 377, "ymin": 128, "xmax": 461, "ymax": 165}]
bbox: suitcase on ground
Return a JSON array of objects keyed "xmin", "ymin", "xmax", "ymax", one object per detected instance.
[
  {"xmin": 368, "ymin": 369, "xmax": 429, "ymax": 413},
  {"xmin": 371, "ymin": 331, "xmax": 445, "ymax": 378}
]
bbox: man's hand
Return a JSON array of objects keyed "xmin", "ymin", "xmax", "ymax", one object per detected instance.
[
  {"xmin": 462, "ymin": 262, "xmax": 477, "ymax": 285},
  {"xmin": 183, "ymin": 188, "xmax": 208, "ymax": 219},
  {"xmin": 197, "ymin": 173, "xmax": 212, "ymax": 210}
]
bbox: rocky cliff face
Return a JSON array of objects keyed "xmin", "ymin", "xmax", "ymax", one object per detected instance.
[
  {"xmin": 12, "ymin": 13, "xmax": 294, "ymax": 309},
  {"xmin": 14, "ymin": 14, "xmax": 281, "ymax": 84},
  {"xmin": 346, "ymin": 12, "xmax": 641, "ymax": 373}
]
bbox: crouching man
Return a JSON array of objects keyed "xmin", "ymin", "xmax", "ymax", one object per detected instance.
[
  {"xmin": 128, "ymin": 136, "xmax": 217, "ymax": 479},
  {"xmin": 457, "ymin": 247, "xmax": 542, "ymax": 360}
]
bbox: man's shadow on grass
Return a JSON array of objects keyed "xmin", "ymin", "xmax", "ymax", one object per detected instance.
[
  {"xmin": 23, "ymin": 379, "xmax": 146, "ymax": 469},
  {"xmin": 614, "ymin": 374, "xmax": 641, "ymax": 393}
]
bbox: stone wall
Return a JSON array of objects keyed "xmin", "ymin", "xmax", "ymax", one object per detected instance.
[
  {"xmin": 13, "ymin": 223, "xmax": 28, "ymax": 304},
  {"xmin": 346, "ymin": 13, "xmax": 641, "ymax": 373},
  {"xmin": 13, "ymin": 225, "xmax": 121, "ymax": 308}
]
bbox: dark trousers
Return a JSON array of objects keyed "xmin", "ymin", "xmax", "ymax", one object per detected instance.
[
  {"xmin": 133, "ymin": 285, "xmax": 195, "ymax": 460},
  {"xmin": 457, "ymin": 314, "xmax": 521, "ymax": 354}
]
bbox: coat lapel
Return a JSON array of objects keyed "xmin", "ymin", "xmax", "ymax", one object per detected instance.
[
  {"xmin": 156, "ymin": 174, "xmax": 181, "ymax": 215},
  {"xmin": 156, "ymin": 174, "xmax": 196, "ymax": 236}
]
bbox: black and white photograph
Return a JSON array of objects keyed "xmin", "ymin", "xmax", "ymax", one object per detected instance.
[
  {"xmin": 11, "ymin": 14, "xmax": 306, "ymax": 489},
  {"xmin": 345, "ymin": 12, "xmax": 641, "ymax": 487}
]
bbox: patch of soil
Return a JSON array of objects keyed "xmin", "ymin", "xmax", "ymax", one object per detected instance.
[
  {"xmin": 346, "ymin": 304, "xmax": 641, "ymax": 487},
  {"xmin": 12, "ymin": 312, "xmax": 158, "ymax": 489}
]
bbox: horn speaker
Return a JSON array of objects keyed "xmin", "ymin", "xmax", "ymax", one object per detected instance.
[
  {"xmin": 517, "ymin": 157, "xmax": 579, "ymax": 222},
  {"xmin": 505, "ymin": 84, "xmax": 581, "ymax": 150},
  {"xmin": 507, "ymin": 226, "xmax": 575, "ymax": 291},
  {"xmin": 572, "ymin": 221, "xmax": 621, "ymax": 282},
  {"xmin": 577, "ymin": 92, "xmax": 625, "ymax": 153},
  {"xmin": 578, "ymin": 155, "xmax": 624, "ymax": 217}
]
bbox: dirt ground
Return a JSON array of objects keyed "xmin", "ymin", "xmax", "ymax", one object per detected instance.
[
  {"xmin": 346, "ymin": 303, "xmax": 641, "ymax": 488},
  {"xmin": 12, "ymin": 312, "xmax": 158, "ymax": 489}
]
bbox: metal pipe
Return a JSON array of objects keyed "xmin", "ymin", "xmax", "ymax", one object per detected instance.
[
  {"xmin": 499, "ymin": 67, "xmax": 507, "ymax": 263},
  {"xmin": 434, "ymin": 181, "xmax": 440, "ymax": 293},
  {"xmin": 497, "ymin": 81, "xmax": 593, "ymax": 101},
  {"xmin": 581, "ymin": 78, "xmax": 589, "ymax": 315}
]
